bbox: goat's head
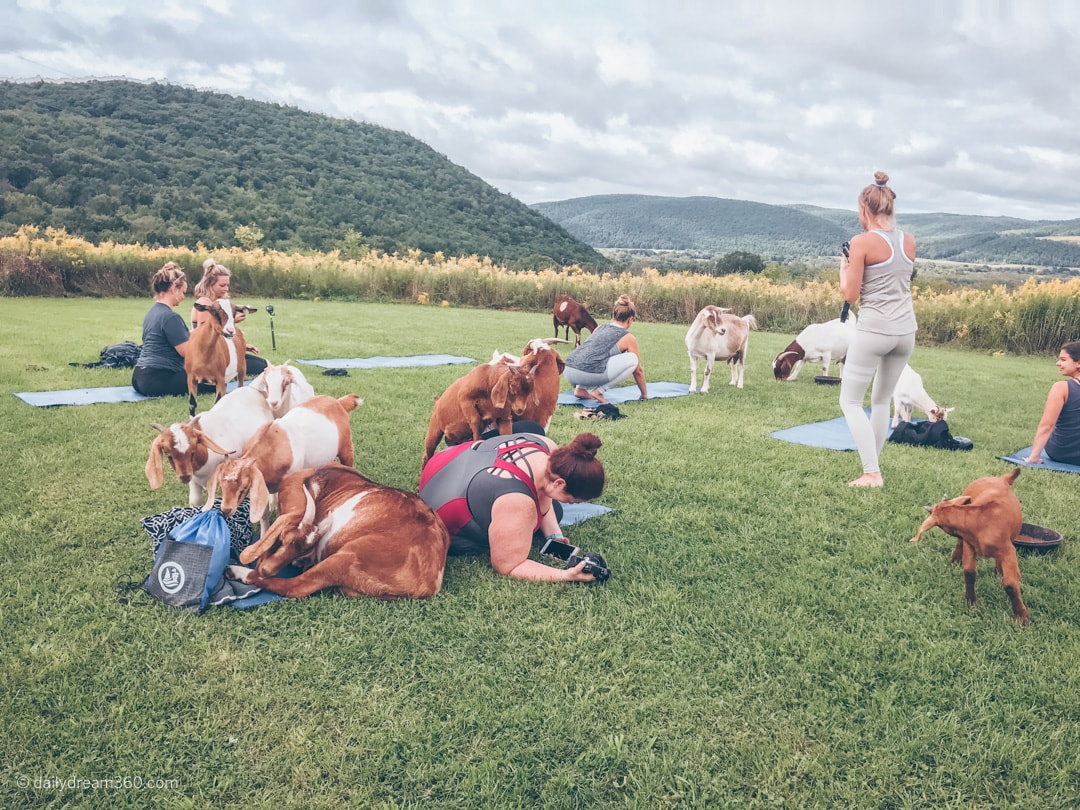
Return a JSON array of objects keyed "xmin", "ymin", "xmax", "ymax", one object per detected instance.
[
  {"xmin": 193, "ymin": 300, "xmax": 235, "ymax": 339},
  {"xmin": 145, "ymin": 422, "xmax": 234, "ymax": 488},
  {"xmin": 254, "ymin": 360, "xmax": 296, "ymax": 411},
  {"xmin": 490, "ymin": 365, "xmax": 539, "ymax": 413},
  {"xmin": 239, "ymin": 478, "xmax": 320, "ymax": 574},
  {"xmin": 771, "ymin": 341, "xmax": 805, "ymax": 381},
  {"xmin": 703, "ymin": 306, "xmax": 730, "ymax": 334},
  {"xmin": 203, "ymin": 456, "xmax": 270, "ymax": 520},
  {"xmin": 929, "ymin": 406, "xmax": 954, "ymax": 422}
]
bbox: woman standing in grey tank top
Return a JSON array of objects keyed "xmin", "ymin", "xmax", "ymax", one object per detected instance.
[{"xmin": 838, "ymin": 171, "xmax": 918, "ymax": 488}]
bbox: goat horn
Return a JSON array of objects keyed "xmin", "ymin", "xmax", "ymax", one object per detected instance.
[
  {"xmin": 539, "ymin": 338, "xmax": 572, "ymax": 345},
  {"xmin": 301, "ymin": 480, "xmax": 317, "ymax": 528},
  {"xmin": 150, "ymin": 422, "xmax": 168, "ymax": 433}
]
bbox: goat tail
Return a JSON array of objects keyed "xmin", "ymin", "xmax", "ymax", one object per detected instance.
[
  {"xmin": 337, "ymin": 394, "xmax": 364, "ymax": 412},
  {"xmin": 743, "ymin": 314, "xmax": 758, "ymax": 330}
]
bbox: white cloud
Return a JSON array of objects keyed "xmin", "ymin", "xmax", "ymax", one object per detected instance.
[{"xmin": 1, "ymin": 0, "xmax": 1078, "ymax": 220}]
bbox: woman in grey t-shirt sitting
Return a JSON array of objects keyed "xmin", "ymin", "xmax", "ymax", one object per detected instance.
[
  {"xmin": 563, "ymin": 294, "xmax": 648, "ymax": 404},
  {"xmin": 131, "ymin": 263, "xmax": 191, "ymax": 397}
]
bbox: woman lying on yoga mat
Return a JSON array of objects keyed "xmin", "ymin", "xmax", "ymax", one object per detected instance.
[
  {"xmin": 1025, "ymin": 341, "xmax": 1080, "ymax": 465},
  {"xmin": 838, "ymin": 171, "xmax": 917, "ymax": 488},
  {"xmin": 419, "ymin": 431, "xmax": 605, "ymax": 582},
  {"xmin": 191, "ymin": 258, "xmax": 267, "ymax": 376},
  {"xmin": 131, "ymin": 263, "xmax": 191, "ymax": 397},
  {"xmin": 564, "ymin": 294, "xmax": 648, "ymax": 404}
]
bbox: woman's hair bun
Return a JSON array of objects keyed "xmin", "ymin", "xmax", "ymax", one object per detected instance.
[
  {"xmin": 570, "ymin": 432, "xmax": 602, "ymax": 460},
  {"xmin": 874, "ymin": 171, "xmax": 890, "ymax": 186}
]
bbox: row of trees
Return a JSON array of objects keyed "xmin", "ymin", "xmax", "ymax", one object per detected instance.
[{"xmin": 0, "ymin": 80, "xmax": 604, "ymax": 267}]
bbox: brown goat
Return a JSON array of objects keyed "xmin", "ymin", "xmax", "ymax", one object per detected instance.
[
  {"xmin": 910, "ymin": 467, "xmax": 1030, "ymax": 625},
  {"xmin": 228, "ymin": 464, "xmax": 451, "ymax": 599},
  {"xmin": 553, "ymin": 294, "xmax": 598, "ymax": 346},
  {"xmin": 185, "ymin": 300, "xmax": 255, "ymax": 416},
  {"xmin": 423, "ymin": 362, "xmax": 538, "ymax": 466},
  {"xmin": 516, "ymin": 338, "xmax": 570, "ymax": 431}
]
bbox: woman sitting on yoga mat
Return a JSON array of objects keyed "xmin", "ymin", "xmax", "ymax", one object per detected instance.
[
  {"xmin": 419, "ymin": 431, "xmax": 605, "ymax": 582},
  {"xmin": 1025, "ymin": 341, "xmax": 1080, "ymax": 465},
  {"xmin": 191, "ymin": 258, "xmax": 267, "ymax": 376},
  {"xmin": 131, "ymin": 263, "xmax": 192, "ymax": 397},
  {"xmin": 838, "ymin": 171, "xmax": 917, "ymax": 488},
  {"xmin": 564, "ymin": 294, "xmax": 648, "ymax": 404}
]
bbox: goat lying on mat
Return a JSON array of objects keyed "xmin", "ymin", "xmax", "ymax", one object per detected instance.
[
  {"xmin": 910, "ymin": 467, "xmax": 1030, "ymax": 625},
  {"xmin": 227, "ymin": 464, "xmax": 451, "ymax": 599}
]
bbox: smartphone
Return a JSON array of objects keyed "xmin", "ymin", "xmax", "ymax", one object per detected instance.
[
  {"xmin": 841, "ymin": 241, "xmax": 850, "ymax": 258},
  {"xmin": 540, "ymin": 537, "xmax": 579, "ymax": 561}
]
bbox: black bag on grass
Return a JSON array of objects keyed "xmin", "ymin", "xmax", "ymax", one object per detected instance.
[{"xmin": 888, "ymin": 419, "xmax": 973, "ymax": 451}]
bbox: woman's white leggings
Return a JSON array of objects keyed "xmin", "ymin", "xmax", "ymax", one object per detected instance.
[
  {"xmin": 564, "ymin": 352, "xmax": 639, "ymax": 393},
  {"xmin": 839, "ymin": 331, "xmax": 916, "ymax": 474}
]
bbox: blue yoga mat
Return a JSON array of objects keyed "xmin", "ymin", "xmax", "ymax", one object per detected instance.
[
  {"xmin": 998, "ymin": 447, "xmax": 1080, "ymax": 475},
  {"xmin": 298, "ymin": 354, "xmax": 475, "ymax": 369},
  {"xmin": 15, "ymin": 379, "xmax": 247, "ymax": 408},
  {"xmin": 226, "ymin": 503, "xmax": 613, "ymax": 609},
  {"xmin": 558, "ymin": 381, "xmax": 689, "ymax": 406},
  {"xmin": 769, "ymin": 409, "xmax": 907, "ymax": 452}
]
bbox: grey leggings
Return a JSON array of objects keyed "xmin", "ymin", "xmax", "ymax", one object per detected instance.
[
  {"xmin": 839, "ymin": 330, "xmax": 916, "ymax": 474},
  {"xmin": 564, "ymin": 352, "xmax": 639, "ymax": 392}
]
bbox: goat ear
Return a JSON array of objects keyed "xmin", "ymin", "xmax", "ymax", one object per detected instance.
[
  {"xmin": 145, "ymin": 435, "xmax": 166, "ymax": 489},
  {"xmin": 491, "ymin": 369, "xmax": 510, "ymax": 408},
  {"xmin": 248, "ymin": 467, "xmax": 270, "ymax": 522}
]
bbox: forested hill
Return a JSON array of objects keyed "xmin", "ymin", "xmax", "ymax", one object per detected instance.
[
  {"xmin": 0, "ymin": 79, "xmax": 603, "ymax": 267},
  {"xmin": 535, "ymin": 195, "xmax": 1080, "ymax": 267}
]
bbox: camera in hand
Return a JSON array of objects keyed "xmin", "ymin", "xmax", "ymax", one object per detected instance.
[
  {"xmin": 540, "ymin": 537, "xmax": 610, "ymax": 583},
  {"xmin": 841, "ymin": 241, "xmax": 850, "ymax": 258}
]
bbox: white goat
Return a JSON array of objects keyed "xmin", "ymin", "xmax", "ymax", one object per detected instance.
[
  {"xmin": 891, "ymin": 365, "xmax": 953, "ymax": 427},
  {"xmin": 685, "ymin": 306, "xmax": 758, "ymax": 392},
  {"xmin": 202, "ymin": 394, "xmax": 362, "ymax": 530},
  {"xmin": 772, "ymin": 315, "xmax": 857, "ymax": 382},
  {"xmin": 251, "ymin": 360, "xmax": 316, "ymax": 418},
  {"xmin": 145, "ymin": 385, "xmax": 274, "ymax": 507}
]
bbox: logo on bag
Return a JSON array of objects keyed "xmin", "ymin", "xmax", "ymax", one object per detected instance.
[{"xmin": 157, "ymin": 562, "xmax": 186, "ymax": 594}]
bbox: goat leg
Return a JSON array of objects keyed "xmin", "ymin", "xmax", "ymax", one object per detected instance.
[
  {"xmin": 961, "ymin": 542, "xmax": 978, "ymax": 607},
  {"xmin": 997, "ymin": 553, "xmax": 1030, "ymax": 625}
]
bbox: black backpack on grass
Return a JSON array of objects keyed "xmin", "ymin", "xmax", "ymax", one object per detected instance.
[{"xmin": 888, "ymin": 419, "xmax": 973, "ymax": 451}]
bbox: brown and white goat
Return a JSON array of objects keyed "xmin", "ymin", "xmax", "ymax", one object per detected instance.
[
  {"xmin": 910, "ymin": 467, "xmax": 1029, "ymax": 625},
  {"xmin": 227, "ymin": 464, "xmax": 451, "ymax": 599},
  {"xmin": 250, "ymin": 360, "xmax": 316, "ymax": 418},
  {"xmin": 185, "ymin": 299, "xmax": 256, "ymax": 416},
  {"xmin": 891, "ymin": 365, "xmax": 952, "ymax": 427},
  {"xmin": 203, "ymin": 394, "xmax": 361, "ymax": 530},
  {"xmin": 145, "ymin": 385, "xmax": 274, "ymax": 507},
  {"xmin": 553, "ymin": 294, "xmax": 598, "ymax": 346},
  {"xmin": 772, "ymin": 315, "xmax": 856, "ymax": 382},
  {"xmin": 685, "ymin": 306, "xmax": 757, "ymax": 392},
  {"xmin": 423, "ymin": 362, "xmax": 538, "ymax": 466}
]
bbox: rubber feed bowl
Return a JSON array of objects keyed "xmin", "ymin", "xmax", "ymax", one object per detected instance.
[
  {"xmin": 1014, "ymin": 522, "xmax": 1062, "ymax": 551},
  {"xmin": 814, "ymin": 375, "xmax": 841, "ymax": 385}
]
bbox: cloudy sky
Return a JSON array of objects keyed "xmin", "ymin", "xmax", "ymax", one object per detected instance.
[{"xmin": 3, "ymin": 0, "xmax": 1078, "ymax": 221}]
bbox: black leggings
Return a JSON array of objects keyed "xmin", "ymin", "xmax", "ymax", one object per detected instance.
[{"xmin": 133, "ymin": 353, "xmax": 267, "ymax": 397}]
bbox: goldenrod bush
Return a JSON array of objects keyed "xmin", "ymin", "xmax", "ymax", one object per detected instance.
[{"xmin": 1, "ymin": 227, "xmax": 1075, "ymax": 353}]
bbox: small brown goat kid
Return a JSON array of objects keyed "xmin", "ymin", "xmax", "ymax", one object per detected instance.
[
  {"xmin": 185, "ymin": 300, "xmax": 256, "ymax": 416},
  {"xmin": 553, "ymin": 294, "xmax": 598, "ymax": 346},
  {"xmin": 515, "ymin": 338, "xmax": 569, "ymax": 432},
  {"xmin": 423, "ymin": 362, "xmax": 538, "ymax": 466},
  {"xmin": 910, "ymin": 467, "xmax": 1030, "ymax": 625},
  {"xmin": 228, "ymin": 464, "xmax": 451, "ymax": 599}
]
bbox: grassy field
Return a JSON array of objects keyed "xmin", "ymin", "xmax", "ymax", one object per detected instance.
[{"xmin": 2, "ymin": 297, "xmax": 1078, "ymax": 809}]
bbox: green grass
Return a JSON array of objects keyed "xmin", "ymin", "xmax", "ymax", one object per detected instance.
[{"xmin": 1, "ymin": 297, "xmax": 1078, "ymax": 809}]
